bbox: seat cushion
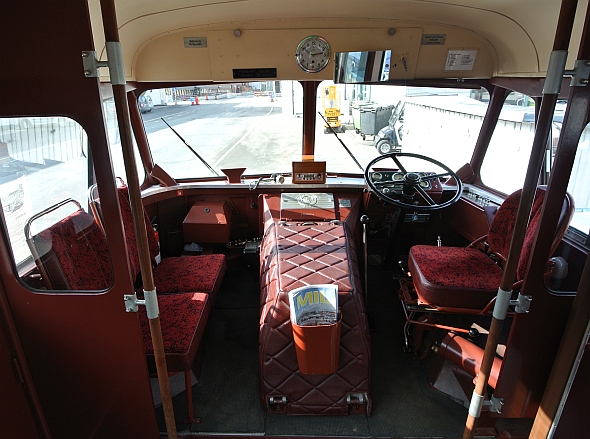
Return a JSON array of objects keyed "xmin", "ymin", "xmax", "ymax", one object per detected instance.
[
  {"xmin": 152, "ymin": 253, "xmax": 226, "ymax": 300},
  {"xmin": 409, "ymin": 245, "xmax": 503, "ymax": 310},
  {"xmin": 140, "ymin": 292, "xmax": 210, "ymax": 372}
]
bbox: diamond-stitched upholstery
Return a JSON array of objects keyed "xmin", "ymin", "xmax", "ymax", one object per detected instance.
[{"xmin": 259, "ymin": 222, "xmax": 371, "ymax": 415}]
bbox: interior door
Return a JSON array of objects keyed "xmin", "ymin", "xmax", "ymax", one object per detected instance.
[
  {"xmin": 0, "ymin": 281, "xmax": 45, "ymax": 439},
  {"xmin": 0, "ymin": 3, "xmax": 160, "ymax": 438}
]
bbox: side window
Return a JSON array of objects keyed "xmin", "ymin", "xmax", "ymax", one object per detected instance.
[
  {"xmin": 0, "ymin": 116, "xmax": 113, "ymax": 292},
  {"xmin": 104, "ymin": 98, "xmax": 145, "ymax": 184},
  {"xmin": 480, "ymin": 92, "xmax": 536, "ymax": 194},
  {"xmin": 565, "ymin": 120, "xmax": 590, "ymax": 237}
]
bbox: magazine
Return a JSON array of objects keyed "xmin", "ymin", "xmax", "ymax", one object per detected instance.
[{"xmin": 288, "ymin": 284, "xmax": 338, "ymax": 326}]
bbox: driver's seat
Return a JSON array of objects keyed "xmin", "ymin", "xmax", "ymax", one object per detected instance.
[{"xmin": 407, "ymin": 186, "xmax": 574, "ymax": 312}]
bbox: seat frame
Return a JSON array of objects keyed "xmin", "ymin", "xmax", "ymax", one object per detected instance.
[{"xmin": 399, "ymin": 187, "xmax": 574, "ymax": 353}]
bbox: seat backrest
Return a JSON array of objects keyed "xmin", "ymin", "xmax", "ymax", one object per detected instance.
[
  {"xmin": 89, "ymin": 182, "xmax": 160, "ymax": 280},
  {"xmin": 487, "ymin": 186, "xmax": 574, "ymax": 281},
  {"xmin": 115, "ymin": 185, "xmax": 160, "ymax": 276},
  {"xmin": 25, "ymin": 200, "xmax": 113, "ymax": 290}
]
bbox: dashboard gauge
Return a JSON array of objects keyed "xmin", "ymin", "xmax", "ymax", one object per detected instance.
[
  {"xmin": 393, "ymin": 173, "xmax": 403, "ymax": 181},
  {"xmin": 420, "ymin": 181, "xmax": 429, "ymax": 188},
  {"xmin": 372, "ymin": 172, "xmax": 382, "ymax": 181}
]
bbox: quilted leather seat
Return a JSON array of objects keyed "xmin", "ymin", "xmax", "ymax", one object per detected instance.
[{"xmin": 259, "ymin": 221, "xmax": 371, "ymax": 415}]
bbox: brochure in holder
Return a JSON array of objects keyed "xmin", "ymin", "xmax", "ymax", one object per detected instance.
[{"xmin": 289, "ymin": 284, "xmax": 341, "ymax": 374}]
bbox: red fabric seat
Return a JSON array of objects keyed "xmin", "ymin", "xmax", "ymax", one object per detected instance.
[
  {"xmin": 140, "ymin": 292, "xmax": 210, "ymax": 373},
  {"xmin": 26, "ymin": 200, "xmax": 210, "ymax": 424},
  {"xmin": 409, "ymin": 246, "xmax": 503, "ymax": 309},
  {"xmin": 152, "ymin": 254, "xmax": 225, "ymax": 296},
  {"xmin": 91, "ymin": 183, "xmax": 226, "ymax": 300},
  {"xmin": 408, "ymin": 186, "xmax": 574, "ymax": 311}
]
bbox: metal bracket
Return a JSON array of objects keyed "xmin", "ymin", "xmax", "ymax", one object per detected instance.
[
  {"xmin": 510, "ymin": 293, "xmax": 532, "ymax": 313},
  {"xmin": 269, "ymin": 396, "xmax": 287, "ymax": 412},
  {"xmin": 485, "ymin": 395, "xmax": 504, "ymax": 414},
  {"xmin": 82, "ymin": 51, "xmax": 108, "ymax": 78},
  {"xmin": 346, "ymin": 392, "xmax": 368, "ymax": 414},
  {"xmin": 571, "ymin": 60, "xmax": 590, "ymax": 86},
  {"xmin": 124, "ymin": 293, "xmax": 145, "ymax": 313}
]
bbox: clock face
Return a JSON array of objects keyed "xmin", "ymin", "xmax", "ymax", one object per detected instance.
[{"xmin": 295, "ymin": 36, "xmax": 331, "ymax": 73}]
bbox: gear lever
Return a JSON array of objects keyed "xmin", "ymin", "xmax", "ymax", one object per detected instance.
[{"xmin": 360, "ymin": 215, "xmax": 369, "ymax": 307}]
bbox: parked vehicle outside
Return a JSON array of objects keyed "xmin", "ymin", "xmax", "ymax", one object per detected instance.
[
  {"xmin": 138, "ymin": 95, "xmax": 154, "ymax": 113},
  {"xmin": 374, "ymin": 101, "xmax": 404, "ymax": 154}
]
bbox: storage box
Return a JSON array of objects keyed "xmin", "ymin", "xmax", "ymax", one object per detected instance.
[
  {"xmin": 292, "ymin": 318, "xmax": 341, "ymax": 375},
  {"xmin": 183, "ymin": 201, "xmax": 231, "ymax": 243}
]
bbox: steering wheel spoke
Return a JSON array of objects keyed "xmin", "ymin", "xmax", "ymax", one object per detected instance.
[
  {"xmin": 364, "ymin": 152, "xmax": 462, "ymax": 211},
  {"xmin": 391, "ymin": 155, "xmax": 408, "ymax": 174},
  {"xmin": 416, "ymin": 185, "xmax": 436, "ymax": 205}
]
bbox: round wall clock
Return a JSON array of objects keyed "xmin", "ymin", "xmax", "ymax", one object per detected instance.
[{"xmin": 295, "ymin": 35, "xmax": 331, "ymax": 73}]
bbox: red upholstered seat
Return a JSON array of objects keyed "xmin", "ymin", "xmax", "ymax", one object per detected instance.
[
  {"xmin": 152, "ymin": 254, "xmax": 226, "ymax": 295},
  {"xmin": 91, "ymin": 183, "xmax": 226, "ymax": 299},
  {"xmin": 26, "ymin": 199, "xmax": 210, "ymax": 424},
  {"xmin": 409, "ymin": 246, "xmax": 503, "ymax": 309},
  {"xmin": 408, "ymin": 186, "xmax": 574, "ymax": 311},
  {"xmin": 25, "ymin": 201, "xmax": 114, "ymax": 291},
  {"xmin": 140, "ymin": 292, "xmax": 210, "ymax": 373}
]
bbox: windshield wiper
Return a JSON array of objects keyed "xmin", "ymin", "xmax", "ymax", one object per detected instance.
[
  {"xmin": 160, "ymin": 117, "xmax": 220, "ymax": 176},
  {"xmin": 317, "ymin": 111, "xmax": 364, "ymax": 172}
]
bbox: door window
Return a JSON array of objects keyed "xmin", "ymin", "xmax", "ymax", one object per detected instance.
[{"xmin": 0, "ymin": 116, "xmax": 113, "ymax": 291}]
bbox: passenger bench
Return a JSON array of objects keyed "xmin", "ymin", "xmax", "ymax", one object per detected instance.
[
  {"xmin": 89, "ymin": 183, "xmax": 226, "ymax": 301},
  {"xmin": 25, "ymin": 200, "xmax": 210, "ymax": 424}
]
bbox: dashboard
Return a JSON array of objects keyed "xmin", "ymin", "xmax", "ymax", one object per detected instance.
[{"xmin": 369, "ymin": 171, "xmax": 435, "ymax": 190}]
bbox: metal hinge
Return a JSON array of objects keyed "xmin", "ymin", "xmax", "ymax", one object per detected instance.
[
  {"xmin": 82, "ymin": 42, "xmax": 126, "ymax": 85},
  {"xmin": 572, "ymin": 60, "xmax": 590, "ymax": 86},
  {"xmin": 510, "ymin": 293, "xmax": 532, "ymax": 313},
  {"xmin": 485, "ymin": 395, "xmax": 504, "ymax": 414},
  {"xmin": 81, "ymin": 51, "xmax": 108, "ymax": 78},
  {"xmin": 124, "ymin": 293, "xmax": 145, "ymax": 313},
  {"xmin": 269, "ymin": 396, "xmax": 287, "ymax": 412},
  {"xmin": 347, "ymin": 392, "xmax": 368, "ymax": 414}
]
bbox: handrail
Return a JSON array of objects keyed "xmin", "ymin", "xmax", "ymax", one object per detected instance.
[
  {"xmin": 463, "ymin": 0, "xmax": 580, "ymax": 437},
  {"xmin": 99, "ymin": 1, "xmax": 178, "ymax": 437},
  {"xmin": 24, "ymin": 198, "xmax": 82, "ymax": 243}
]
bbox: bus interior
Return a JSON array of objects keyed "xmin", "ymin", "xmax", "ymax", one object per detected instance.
[{"xmin": 1, "ymin": 1, "xmax": 590, "ymax": 439}]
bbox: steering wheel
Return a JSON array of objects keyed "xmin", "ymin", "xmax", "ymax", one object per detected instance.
[{"xmin": 364, "ymin": 152, "xmax": 462, "ymax": 211}]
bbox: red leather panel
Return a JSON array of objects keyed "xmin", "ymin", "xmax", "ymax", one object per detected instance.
[{"xmin": 259, "ymin": 221, "xmax": 371, "ymax": 415}]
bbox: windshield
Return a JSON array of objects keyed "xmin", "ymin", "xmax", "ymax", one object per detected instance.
[{"xmin": 140, "ymin": 83, "xmax": 487, "ymax": 178}]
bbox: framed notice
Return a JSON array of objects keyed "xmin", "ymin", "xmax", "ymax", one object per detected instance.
[{"xmin": 444, "ymin": 49, "xmax": 477, "ymax": 71}]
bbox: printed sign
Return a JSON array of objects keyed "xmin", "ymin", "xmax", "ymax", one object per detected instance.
[
  {"xmin": 444, "ymin": 49, "xmax": 477, "ymax": 71},
  {"xmin": 183, "ymin": 37, "xmax": 207, "ymax": 48}
]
